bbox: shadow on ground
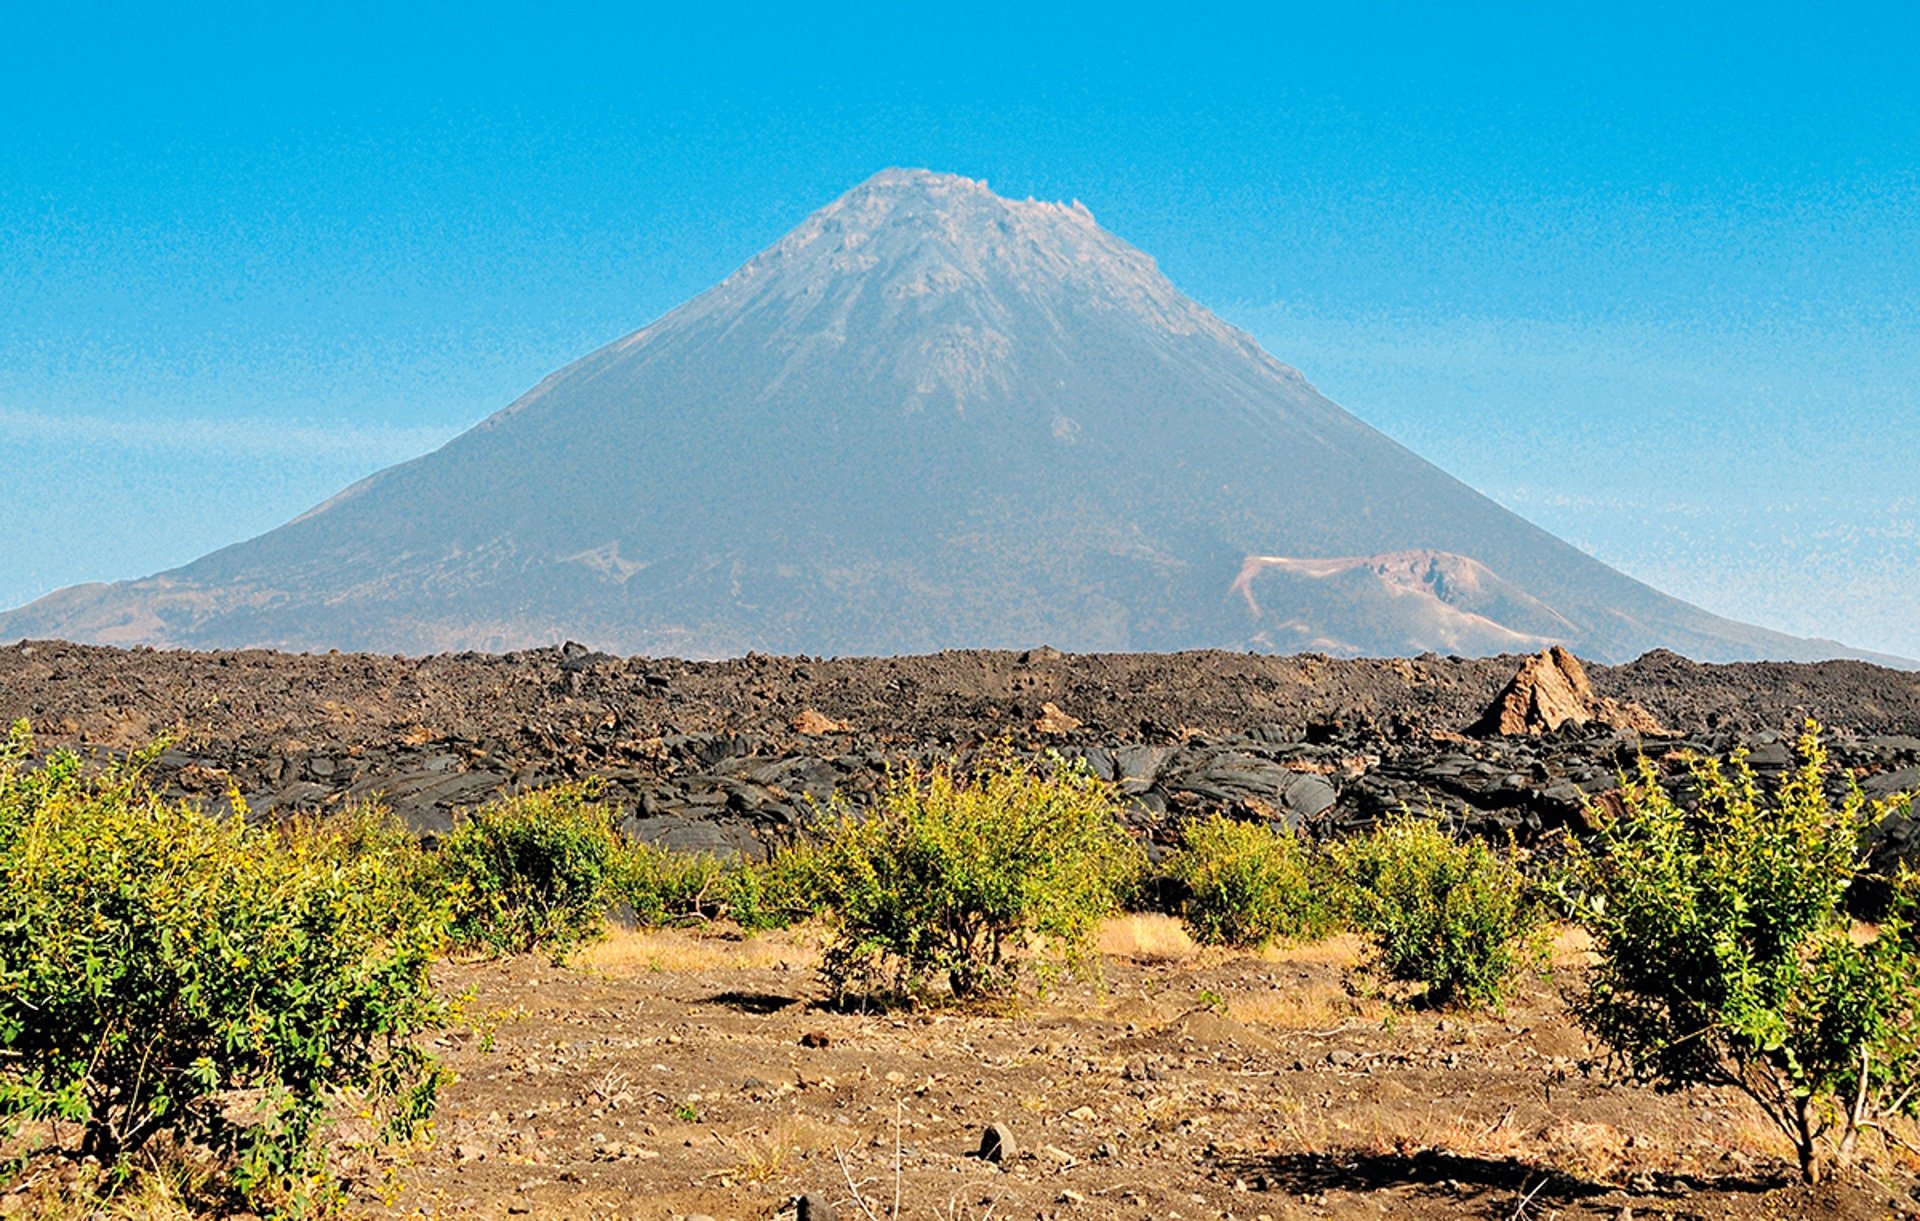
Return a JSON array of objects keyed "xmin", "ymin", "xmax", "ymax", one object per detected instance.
[
  {"xmin": 1214, "ymin": 1148, "xmax": 1786, "ymax": 1218},
  {"xmin": 700, "ymin": 990, "xmax": 806, "ymax": 1014}
]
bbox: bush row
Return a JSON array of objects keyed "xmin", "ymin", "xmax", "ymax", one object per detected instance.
[
  {"xmin": 1165, "ymin": 809, "xmax": 1544, "ymax": 1008},
  {"xmin": 5, "ymin": 720, "xmax": 1913, "ymax": 1204},
  {"xmin": 428, "ymin": 754, "xmax": 1547, "ymax": 1012}
]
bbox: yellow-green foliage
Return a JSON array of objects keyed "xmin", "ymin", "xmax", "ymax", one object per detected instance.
[
  {"xmin": 1333, "ymin": 813, "xmax": 1543, "ymax": 1010},
  {"xmin": 280, "ymin": 800, "xmax": 445, "ymax": 936},
  {"xmin": 616, "ymin": 841, "xmax": 731, "ymax": 927},
  {"xmin": 441, "ymin": 782, "xmax": 620, "ymax": 960},
  {"xmin": 1166, "ymin": 813, "xmax": 1338, "ymax": 948},
  {"xmin": 615, "ymin": 839, "xmax": 823, "ymax": 932},
  {"xmin": 0, "ymin": 723, "xmax": 445, "ymax": 1215},
  {"xmin": 1566, "ymin": 723, "xmax": 1920, "ymax": 1183},
  {"xmin": 808, "ymin": 753, "xmax": 1146, "ymax": 1002},
  {"xmin": 732, "ymin": 840, "xmax": 827, "ymax": 931}
]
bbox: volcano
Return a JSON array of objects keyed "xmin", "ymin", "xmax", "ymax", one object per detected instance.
[{"xmin": 0, "ymin": 170, "xmax": 1893, "ymax": 663}]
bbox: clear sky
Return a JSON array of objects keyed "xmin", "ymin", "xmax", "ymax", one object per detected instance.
[{"xmin": 4, "ymin": 2, "xmax": 1916, "ymax": 657}]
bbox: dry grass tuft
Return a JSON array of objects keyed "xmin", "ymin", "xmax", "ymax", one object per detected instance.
[
  {"xmin": 714, "ymin": 1114, "xmax": 840, "ymax": 1184},
  {"xmin": 1883, "ymin": 1116, "xmax": 1920, "ymax": 1174},
  {"xmin": 2, "ymin": 1143, "xmax": 216, "ymax": 1220},
  {"xmin": 1540, "ymin": 1118, "xmax": 1632, "ymax": 1181},
  {"xmin": 573, "ymin": 924, "xmax": 820, "ymax": 975},
  {"xmin": 1097, "ymin": 913, "xmax": 1199, "ymax": 963},
  {"xmin": 1419, "ymin": 1110, "xmax": 1531, "ymax": 1162},
  {"xmin": 1727, "ymin": 1113, "xmax": 1794, "ymax": 1163},
  {"xmin": 1261, "ymin": 1091, "xmax": 1333, "ymax": 1150},
  {"xmin": 1258, "ymin": 930, "xmax": 1369, "ymax": 969},
  {"xmin": 1229, "ymin": 982, "xmax": 1374, "ymax": 1030}
]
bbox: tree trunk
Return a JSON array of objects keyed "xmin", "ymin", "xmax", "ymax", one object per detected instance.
[
  {"xmin": 1836, "ymin": 1045, "xmax": 1869, "ymax": 1170},
  {"xmin": 1794, "ymin": 1095, "xmax": 1822, "ymax": 1184}
]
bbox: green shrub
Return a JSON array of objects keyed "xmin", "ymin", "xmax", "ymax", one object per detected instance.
[
  {"xmin": 1564, "ymin": 723, "xmax": 1920, "ymax": 1183},
  {"xmin": 727, "ymin": 841, "xmax": 827, "ymax": 932},
  {"xmin": 613, "ymin": 840, "xmax": 822, "ymax": 932},
  {"xmin": 280, "ymin": 800, "xmax": 445, "ymax": 935},
  {"xmin": 1165, "ymin": 814, "xmax": 1338, "ymax": 948},
  {"xmin": 809, "ymin": 754, "xmax": 1145, "ymax": 1002},
  {"xmin": 0, "ymin": 723, "xmax": 445, "ymax": 1214},
  {"xmin": 442, "ymin": 782, "xmax": 619, "ymax": 960},
  {"xmin": 616, "ymin": 841, "xmax": 729, "ymax": 926},
  {"xmin": 1333, "ymin": 813, "xmax": 1543, "ymax": 1010}
]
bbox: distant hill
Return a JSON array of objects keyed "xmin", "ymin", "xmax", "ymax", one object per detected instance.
[{"xmin": 1, "ymin": 169, "xmax": 1904, "ymax": 666}]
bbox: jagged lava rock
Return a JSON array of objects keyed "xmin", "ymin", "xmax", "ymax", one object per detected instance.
[{"xmin": 1473, "ymin": 646, "xmax": 1667, "ymax": 737}]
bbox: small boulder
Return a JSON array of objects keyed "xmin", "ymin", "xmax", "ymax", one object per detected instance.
[
  {"xmin": 977, "ymin": 1121, "xmax": 1018, "ymax": 1164},
  {"xmin": 796, "ymin": 1194, "xmax": 837, "ymax": 1221},
  {"xmin": 1034, "ymin": 701, "xmax": 1082, "ymax": 736},
  {"xmin": 792, "ymin": 707, "xmax": 851, "ymax": 736}
]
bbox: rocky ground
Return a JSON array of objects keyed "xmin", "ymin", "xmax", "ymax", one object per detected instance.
[
  {"xmin": 5, "ymin": 921, "xmax": 1915, "ymax": 1220},
  {"xmin": 346, "ymin": 923, "xmax": 1916, "ymax": 1219},
  {"xmin": 2, "ymin": 640, "xmax": 1917, "ymax": 869}
]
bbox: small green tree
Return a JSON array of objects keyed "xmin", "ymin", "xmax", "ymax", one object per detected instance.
[
  {"xmin": 1166, "ymin": 814, "xmax": 1338, "ymax": 948},
  {"xmin": 809, "ymin": 754, "xmax": 1144, "ymax": 1002},
  {"xmin": 442, "ymin": 782, "xmax": 620, "ymax": 960},
  {"xmin": 1334, "ymin": 813, "xmax": 1543, "ymax": 1010},
  {"xmin": 1565, "ymin": 723, "xmax": 1920, "ymax": 1183},
  {"xmin": 0, "ymin": 723, "xmax": 445, "ymax": 1214}
]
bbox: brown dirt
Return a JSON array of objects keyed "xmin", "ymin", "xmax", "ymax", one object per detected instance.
[{"xmin": 328, "ymin": 921, "xmax": 1913, "ymax": 1220}]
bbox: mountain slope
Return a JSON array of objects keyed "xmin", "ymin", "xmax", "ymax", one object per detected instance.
[{"xmin": 0, "ymin": 170, "xmax": 1897, "ymax": 664}]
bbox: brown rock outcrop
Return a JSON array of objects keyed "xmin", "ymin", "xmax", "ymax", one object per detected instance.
[
  {"xmin": 790, "ymin": 707, "xmax": 851, "ymax": 735},
  {"xmin": 1473, "ymin": 646, "xmax": 1667, "ymax": 737},
  {"xmin": 1033, "ymin": 701, "xmax": 1083, "ymax": 736}
]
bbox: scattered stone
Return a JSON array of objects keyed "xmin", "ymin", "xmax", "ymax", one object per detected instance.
[
  {"xmin": 977, "ymin": 1122, "xmax": 1017, "ymax": 1164},
  {"xmin": 1035, "ymin": 701, "xmax": 1083, "ymax": 736},
  {"xmin": 796, "ymin": 1193, "xmax": 837, "ymax": 1221},
  {"xmin": 800, "ymin": 1031, "xmax": 831, "ymax": 1049},
  {"xmin": 792, "ymin": 707, "xmax": 851, "ymax": 735}
]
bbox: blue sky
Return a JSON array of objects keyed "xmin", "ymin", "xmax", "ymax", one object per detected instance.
[{"xmin": 3, "ymin": 2, "xmax": 1916, "ymax": 656}]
